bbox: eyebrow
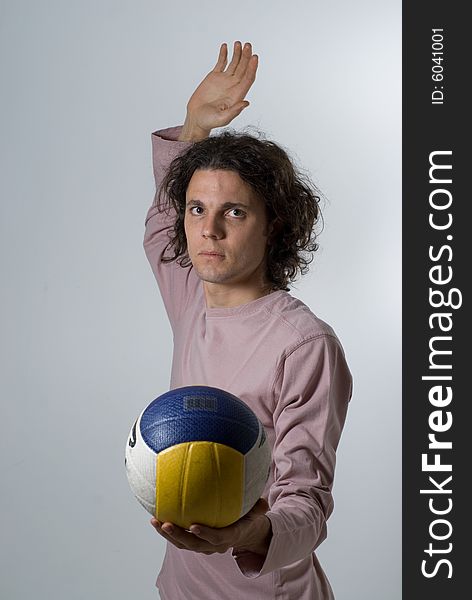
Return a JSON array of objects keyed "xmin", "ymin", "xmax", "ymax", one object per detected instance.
[{"xmin": 185, "ymin": 199, "xmax": 250, "ymax": 209}]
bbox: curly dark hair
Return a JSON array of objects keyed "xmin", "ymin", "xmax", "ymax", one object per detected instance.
[{"xmin": 157, "ymin": 129, "xmax": 323, "ymax": 291}]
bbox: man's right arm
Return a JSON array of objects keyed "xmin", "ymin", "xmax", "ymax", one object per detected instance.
[
  {"xmin": 143, "ymin": 125, "xmax": 196, "ymax": 329},
  {"xmin": 143, "ymin": 41, "xmax": 258, "ymax": 327}
]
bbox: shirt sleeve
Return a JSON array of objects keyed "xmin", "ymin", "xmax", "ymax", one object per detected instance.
[
  {"xmin": 232, "ymin": 333, "xmax": 353, "ymax": 578},
  {"xmin": 143, "ymin": 125, "xmax": 200, "ymax": 330}
]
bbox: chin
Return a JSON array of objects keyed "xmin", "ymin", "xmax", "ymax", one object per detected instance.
[
  {"xmin": 193, "ymin": 266, "xmax": 235, "ymax": 285},
  {"xmin": 197, "ymin": 272, "xmax": 234, "ymax": 285}
]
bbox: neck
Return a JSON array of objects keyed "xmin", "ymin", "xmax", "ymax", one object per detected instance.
[{"xmin": 203, "ymin": 281, "xmax": 274, "ymax": 309}]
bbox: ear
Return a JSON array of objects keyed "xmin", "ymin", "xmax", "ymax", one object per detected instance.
[{"xmin": 267, "ymin": 218, "xmax": 282, "ymax": 238}]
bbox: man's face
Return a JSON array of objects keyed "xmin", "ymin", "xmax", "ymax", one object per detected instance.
[{"xmin": 184, "ymin": 169, "xmax": 271, "ymax": 289}]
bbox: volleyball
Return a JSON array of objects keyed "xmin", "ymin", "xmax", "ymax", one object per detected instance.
[{"xmin": 124, "ymin": 385, "xmax": 271, "ymax": 530}]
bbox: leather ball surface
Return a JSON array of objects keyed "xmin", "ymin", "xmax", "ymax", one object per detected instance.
[{"xmin": 125, "ymin": 385, "xmax": 271, "ymax": 529}]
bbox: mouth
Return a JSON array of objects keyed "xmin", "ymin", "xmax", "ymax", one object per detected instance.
[{"xmin": 199, "ymin": 251, "xmax": 225, "ymax": 257}]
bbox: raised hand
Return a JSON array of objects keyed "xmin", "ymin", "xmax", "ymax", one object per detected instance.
[{"xmin": 179, "ymin": 41, "xmax": 259, "ymax": 141}]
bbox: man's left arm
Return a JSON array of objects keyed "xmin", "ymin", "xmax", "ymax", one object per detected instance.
[{"xmin": 232, "ymin": 333, "xmax": 353, "ymax": 578}]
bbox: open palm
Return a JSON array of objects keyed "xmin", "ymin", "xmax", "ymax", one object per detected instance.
[{"xmin": 186, "ymin": 41, "xmax": 259, "ymax": 132}]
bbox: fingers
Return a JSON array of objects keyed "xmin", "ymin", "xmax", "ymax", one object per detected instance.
[
  {"xmin": 150, "ymin": 518, "xmax": 228, "ymax": 554},
  {"xmin": 214, "ymin": 41, "xmax": 258, "ymax": 92},
  {"xmin": 150, "ymin": 519, "xmax": 187, "ymax": 549},
  {"xmin": 226, "ymin": 40, "xmax": 243, "ymax": 75},
  {"xmin": 233, "ymin": 42, "xmax": 253, "ymax": 80},
  {"xmin": 233, "ymin": 54, "xmax": 258, "ymax": 99},
  {"xmin": 213, "ymin": 43, "xmax": 228, "ymax": 72}
]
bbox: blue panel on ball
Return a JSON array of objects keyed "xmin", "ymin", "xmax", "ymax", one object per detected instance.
[{"xmin": 140, "ymin": 386, "xmax": 260, "ymax": 454}]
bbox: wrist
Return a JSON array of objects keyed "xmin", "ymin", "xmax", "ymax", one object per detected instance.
[
  {"xmin": 234, "ymin": 515, "xmax": 272, "ymax": 557},
  {"xmin": 253, "ymin": 515, "xmax": 272, "ymax": 556},
  {"xmin": 178, "ymin": 117, "xmax": 211, "ymax": 141}
]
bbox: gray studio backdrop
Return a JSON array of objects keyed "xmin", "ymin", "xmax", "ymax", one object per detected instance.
[{"xmin": 0, "ymin": 1, "xmax": 401, "ymax": 598}]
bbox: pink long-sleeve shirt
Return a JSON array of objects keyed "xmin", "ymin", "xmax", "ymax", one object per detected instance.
[{"xmin": 143, "ymin": 126, "xmax": 353, "ymax": 599}]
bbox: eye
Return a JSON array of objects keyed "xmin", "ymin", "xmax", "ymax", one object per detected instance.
[
  {"xmin": 227, "ymin": 208, "xmax": 245, "ymax": 218},
  {"xmin": 189, "ymin": 205, "xmax": 204, "ymax": 215}
]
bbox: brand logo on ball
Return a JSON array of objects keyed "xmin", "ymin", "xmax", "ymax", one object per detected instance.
[{"xmin": 184, "ymin": 395, "xmax": 217, "ymax": 411}]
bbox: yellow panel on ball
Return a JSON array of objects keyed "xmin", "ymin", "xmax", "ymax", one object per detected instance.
[{"xmin": 155, "ymin": 441, "xmax": 244, "ymax": 529}]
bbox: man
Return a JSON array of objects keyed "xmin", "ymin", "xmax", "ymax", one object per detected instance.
[{"xmin": 144, "ymin": 41, "xmax": 352, "ymax": 599}]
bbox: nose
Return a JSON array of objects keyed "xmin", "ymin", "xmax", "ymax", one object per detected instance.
[{"xmin": 201, "ymin": 214, "xmax": 224, "ymax": 239}]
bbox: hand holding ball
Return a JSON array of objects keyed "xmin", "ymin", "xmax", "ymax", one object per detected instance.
[{"xmin": 125, "ymin": 386, "xmax": 271, "ymax": 530}]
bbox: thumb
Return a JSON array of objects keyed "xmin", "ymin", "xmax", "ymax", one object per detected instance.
[
  {"xmin": 252, "ymin": 497, "xmax": 269, "ymax": 514},
  {"xmin": 223, "ymin": 100, "xmax": 250, "ymax": 122}
]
